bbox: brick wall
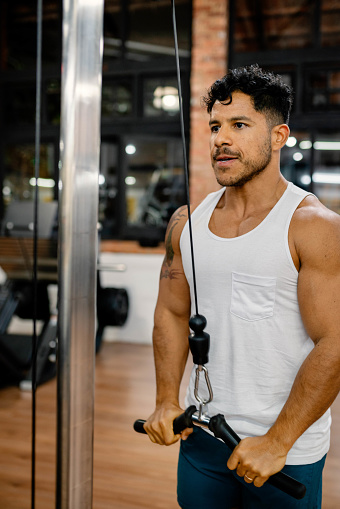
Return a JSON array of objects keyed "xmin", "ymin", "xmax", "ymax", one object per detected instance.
[{"xmin": 189, "ymin": 0, "xmax": 229, "ymax": 206}]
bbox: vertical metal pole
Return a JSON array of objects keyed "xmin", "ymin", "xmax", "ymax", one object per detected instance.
[{"xmin": 57, "ymin": 0, "xmax": 104, "ymax": 508}]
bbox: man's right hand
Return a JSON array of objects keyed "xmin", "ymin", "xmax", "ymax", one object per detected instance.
[{"xmin": 143, "ymin": 403, "xmax": 193, "ymax": 446}]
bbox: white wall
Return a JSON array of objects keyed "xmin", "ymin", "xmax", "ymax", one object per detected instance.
[
  {"xmin": 1, "ymin": 253, "xmax": 163, "ymax": 344},
  {"xmin": 99, "ymin": 252, "xmax": 163, "ymax": 344}
]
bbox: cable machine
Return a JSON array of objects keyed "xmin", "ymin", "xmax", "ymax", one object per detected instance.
[
  {"xmin": 2, "ymin": 0, "xmax": 308, "ymax": 507},
  {"xmin": 56, "ymin": 0, "xmax": 104, "ymax": 507}
]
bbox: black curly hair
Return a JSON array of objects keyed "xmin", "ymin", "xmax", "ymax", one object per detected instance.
[{"xmin": 203, "ymin": 64, "xmax": 294, "ymax": 127}]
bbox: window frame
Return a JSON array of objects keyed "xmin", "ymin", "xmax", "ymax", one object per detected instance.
[{"xmin": 0, "ymin": 0, "xmax": 192, "ymax": 245}]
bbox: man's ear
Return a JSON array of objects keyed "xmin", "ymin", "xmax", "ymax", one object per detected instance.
[{"xmin": 272, "ymin": 124, "xmax": 290, "ymax": 150}]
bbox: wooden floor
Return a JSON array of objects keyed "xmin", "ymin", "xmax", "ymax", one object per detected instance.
[{"xmin": 0, "ymin": 342, "xmax": 339, "ymax": 508}]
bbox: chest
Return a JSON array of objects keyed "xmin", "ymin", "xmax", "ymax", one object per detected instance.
[
  {"xmin": 208, "ymin": 207, "xmax": 299, "ymax": 271},
  {"xmin": 208, "ymin": 206, "xmax": 273, "ymax": 238}
]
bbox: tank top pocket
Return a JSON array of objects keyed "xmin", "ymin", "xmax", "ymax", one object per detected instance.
[{"xmin": 230, "ymin": 272, "xmax": 276, "ymax": 321}]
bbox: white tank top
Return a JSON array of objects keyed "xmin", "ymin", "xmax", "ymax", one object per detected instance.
[{"xmin": 180, "ymin": 182, "xmax": 331, "ymax": 465}]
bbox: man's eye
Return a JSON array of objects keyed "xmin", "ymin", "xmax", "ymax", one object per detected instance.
[
  {"xmin": 235, "ymin": 122, "xmax": 245, "ymax": 129},
  {"xmin": 211, "ymin": 125, "xmax": 220, "ymax": 133}
]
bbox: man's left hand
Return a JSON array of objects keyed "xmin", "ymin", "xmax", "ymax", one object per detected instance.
[{"xmin": 227, "ymin": 435, "xmax": 288, "ymax": 487}]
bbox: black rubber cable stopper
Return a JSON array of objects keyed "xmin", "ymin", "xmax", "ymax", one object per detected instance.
[{"xmin": 188, "ymin": 314, "xmax": 210, "ymax": 365}]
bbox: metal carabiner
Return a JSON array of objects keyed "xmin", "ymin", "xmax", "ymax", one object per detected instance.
[{"xmin": 194, "ymin": 364, "xmax": 213, "ymax": 419}]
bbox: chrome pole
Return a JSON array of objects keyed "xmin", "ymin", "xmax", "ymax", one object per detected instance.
[{"xmin": 57, "ymin": 0, "xmax": 104, "ymax": 507}]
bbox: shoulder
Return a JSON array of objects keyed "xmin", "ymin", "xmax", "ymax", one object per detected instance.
[
  {"xmin": 291, "ymin": 195, "xmax": 340, "ymax": 269},
  {"xmin": 292, "ymin": 194, "xmax": 340, "ymax": 235},
  {"xmin": 164, "ymin": 188, "xmax": 222, "ymax": 256},
  {"xmin": 166, "ymin": 205, "xmax": 189, "ymax": 231},
  {"xmin": 163, "ymin": 205, "xmax": 189, "ymax": 265},
  {"xmin": 165, "ymin": 205, "xmax": 189, "ymax": 244}
]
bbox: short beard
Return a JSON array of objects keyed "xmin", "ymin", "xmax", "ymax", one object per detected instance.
[
  {"xmin": 220, "ymin": 164, "xmax": 268, "ymax": 187},
  {"xmin": 214, "ymin": 138, "xmax": 272, "ymax": 187}
]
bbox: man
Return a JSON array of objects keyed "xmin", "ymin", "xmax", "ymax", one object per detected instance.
[{"xmin": 144, "ymin": 64, "xmax": 340, "ymax": 508}]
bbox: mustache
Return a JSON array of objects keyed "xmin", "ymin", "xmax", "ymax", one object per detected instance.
[{"xmin": 213, "ymin": 148, "xmax": 241, "ymax": 160}]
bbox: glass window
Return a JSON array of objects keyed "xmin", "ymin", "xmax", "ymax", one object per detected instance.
[
  {"xmin": 46, "ymin": 79, "xmax": 61, "ymax": 125},
  {"xmin": 3, "ymin": 143, "xmax": 56, "ymax": 210},
  {"xmin": 124, "ymin": 137, "xmax": 185, "ymax": 228},
  {"xmin": 128, "ymin": 0, "xmax": 191, "ymax": 62},
  {"xmin": 143, "ymin": 76, "xmax": 179, "ymax": 118},
  {"xmin": 304, "ymin": 68, "xmax": 340, "ymax": 111},
  {"xmin": 330, "ymin": 71, "xmax": 340, "ymax": 106},
  {"xmin": 101, "ymin": 81, "xmax": 133, "ymax": 118},
  {"xmin": 232, "ymin": 0, "xmax": 340, "ymax": 54},
  {"xmin": 282, "ymin": 131, "xmax": 340, "ymax": 215},
  {"xmin": 103, "ymin": 0, "xmax": 124, "ymax": 68},
  {"xmin": 262, "ymin": 65, "xmax": 296, "ymax": 104},
  {"xmin": 99, "ymin": 141, "xmax": 119, "ymax": 237},
  {"xmin": 313, "ymin": 132, "xmax": 340, "ymax": 214},
  {"xmin": 99, "ymin": 137, "xmax": 186, "ymax": 240},
  {"xmin": 281, "ymin": 132, "xmax": 312, "ymax": 191},
  {"xmin": 103, "ymin": 0, "xmax": 191, "ymax": 67},
  {"xmin": 5, "ymin": 79, "xmax": 62, "ymax": 126},
  {"xmin": 4, "ymin": 83, "xmax": 36, "ymax": 126},
  {"xmin": 321, "ymin": 2, "xmax": 340, "ymax": 47},
  {"xmin": 1, "ymin": 1, "xmax": 60, "ymax": 71},
  {"xmin": 233, "ymin": 0, "xmax": 314, "ymax": 53}
]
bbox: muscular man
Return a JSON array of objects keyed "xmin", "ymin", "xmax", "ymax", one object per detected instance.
[{"xmin": 144, "ymin": 64, "xmax": 340, "ymax": 508}]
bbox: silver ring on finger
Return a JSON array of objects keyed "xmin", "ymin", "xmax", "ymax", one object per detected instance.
[{"xmin": 244, "ymin": 474, "xmax": 254, "ymax": 483}]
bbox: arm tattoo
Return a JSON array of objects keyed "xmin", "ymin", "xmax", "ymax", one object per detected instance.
[
  {"xmin": 164, "ymin": 206, "xmax": 186, "ymax": 267},
  {"xmin": 160, "ymin": 268, "xmax": 182, "ymax": 280},
  {"xmin": 160, "ymin": 206, "xmax": 186, "ymax": 280}
]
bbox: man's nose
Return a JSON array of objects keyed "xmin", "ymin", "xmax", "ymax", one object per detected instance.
[{"xmin": 214, "ymin": 126, "xmax": 232, "ymax": 147}]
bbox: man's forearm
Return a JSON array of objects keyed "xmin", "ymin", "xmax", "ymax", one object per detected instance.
[
  {"xmin": 227, "ymin": 336, "xmax": 340, "ymax": 485},
  {"xmin": 153, "ymin": 317, "xmax": 190, "ymax": 407}
]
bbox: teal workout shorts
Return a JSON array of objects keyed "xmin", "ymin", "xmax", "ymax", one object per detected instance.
[{"xmin": 177, "ymin": 427, "xmax": 326, "ymax": 509}]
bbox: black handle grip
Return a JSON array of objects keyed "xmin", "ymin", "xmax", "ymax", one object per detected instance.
[
  {"xmin": 173, "ymin": 405, "xmax": 196, "ymax": 434},
  {"xmin": 268, "ymin": 471, "xmax": 306, "ymax": 501},
  {"xmin": 133, "ymin": 405, "xmax": 197, "ymax": 436},
  {"xmin": 133, "ymin": 419, "xmax": 147, "ymax": 434},
  {"xmin": 209, "ymin": 414, "xmax": 306, "ymax": 500}
]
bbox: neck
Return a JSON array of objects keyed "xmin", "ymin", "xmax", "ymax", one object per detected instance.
[{"xmin": 221, "ymin": 170, "xmax": 288, "ymax": 216}]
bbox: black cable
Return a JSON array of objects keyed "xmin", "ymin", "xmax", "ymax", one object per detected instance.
[
  {"xmin": 31, "ymin": 0, "xmax": 43, "ymax": 507},
  {"xmin": 171, "ymin": 0, "xmax": 199, "ymax": 316}
]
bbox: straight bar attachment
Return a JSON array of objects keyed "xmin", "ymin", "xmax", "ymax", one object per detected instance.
[{"xmin": 133, "ymin": 407, "xmax": 306, "ymax": 501}]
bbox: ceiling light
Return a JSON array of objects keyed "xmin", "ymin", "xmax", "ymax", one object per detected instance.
[
  {"xmin": 125, "ymin": 176, "xmax": 136, "ymax": 186},
  {"xmin": 162, "ymin": 94, "xmax": 179, "ymax": 110},
  {"xmin": 313, "ymin": 141, "xmax": 340, "ymax": 151},
  {"xmin": 293, "ymin": 152, "xmax": 303, "ymax": 162},
  {"xmin": 29, "ymin": 178, "xmax": 55, "ymax": 188},
  {"xmin": 313, "ymin": 172, "xmax": 340, "ymax": 184},
  {"xmin": 125, "ymin": 144, "xmax": 136, "ymax": 155},
  {"xmin": 286, "ymin": 137, "xmax": 297, "ymax": 147},
  {"xmin": 300, "ymin": 175, "xmax": 311, "ymax": 185},
  {"xmin": 153, "ymin": 86, "xmax": 179, "ymax": 111},
  {"xmin": 300, "ymin": 172, "xmax": 340, "ymax": 185},
  {"xmin": 299, "ymin": 140, "xmax": 312, "ymax": 150}
]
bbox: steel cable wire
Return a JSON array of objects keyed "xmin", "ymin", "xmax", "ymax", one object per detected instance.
[
  {"xmin": 171, "ymin": 0, "xmax": 199, "ymax": 316},
  {"xmin": 31, "ymin": 0, "xmax": 43, "ymax": 507}
]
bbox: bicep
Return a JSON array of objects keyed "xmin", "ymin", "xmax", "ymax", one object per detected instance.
[
  {"xmin": 155, "ymin": 252, "xmax": 191, "ymax": 324},
  {"xmin": 298, "ymin": 264, "xmax": 340, "ymax": 343},
  {"xmin": 297, "ymin": 216, "xmax": 340, "ymax": 343},
  {"xmin": 155, "ymin": 205, "xmax": 191, "ymax": 322}
]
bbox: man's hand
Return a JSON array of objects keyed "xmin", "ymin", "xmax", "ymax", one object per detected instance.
[
  {"xmin": 227, "ymin": 435, "xmax": 288, "ymax": 487},
  {"xmin": 144, "ymin": 403, "xmax": 193, "ymax": 446}
]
